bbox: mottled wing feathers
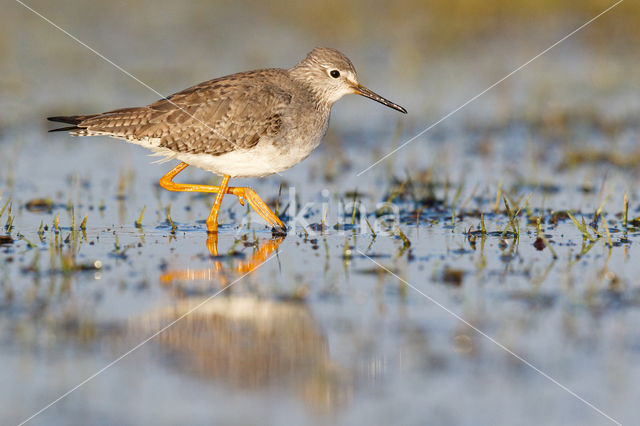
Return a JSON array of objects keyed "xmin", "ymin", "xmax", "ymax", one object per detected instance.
[
  {"xmin": 149, "ymin": 74, "xmax": 291, "ymax": 155},
  {"xmin": 50, "ymin": 70, "xmax": 293, "ymax": 157}
]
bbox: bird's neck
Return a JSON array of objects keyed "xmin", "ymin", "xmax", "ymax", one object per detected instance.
[{"xmin": 287, "ymin": 66, "xmax": 333, "ymax": 111}]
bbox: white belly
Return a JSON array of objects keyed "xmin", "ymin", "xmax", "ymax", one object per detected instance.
[
  {"xmin": 175, "ymin": 140, "xmax": 318, "ymax": 177},
  {"xmin": 125, "ymin": 136, "xmax": 321, "ymax": 178}
]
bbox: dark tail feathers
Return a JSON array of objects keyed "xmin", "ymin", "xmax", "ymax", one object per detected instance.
[{"xmin": 47, "ymin": 115, "xmax": 93, "ymax": 132}]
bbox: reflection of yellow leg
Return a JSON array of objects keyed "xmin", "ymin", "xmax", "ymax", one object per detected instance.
[
  {"xmin": 159, "ymin": 162, "xmax": 286, "ymax": 231},
  {"xmin": 206, "ymin": 233, "xmax": 220, "ymax": 257},
  {"xmin": 234, "ymin": 236, "xmax": 284, "ymax": 274},
  {"xmin": 160, "ymin": 234, "xmax": 285, "ymax": 285}
]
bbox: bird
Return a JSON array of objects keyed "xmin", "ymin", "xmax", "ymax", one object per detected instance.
[{"xmin": 48, "ymin": 47, "xmax": 407, "ymax": 234}]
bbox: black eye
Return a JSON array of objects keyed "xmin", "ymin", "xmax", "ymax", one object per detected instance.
[{"xmin": 330, "ymin": 70, "xmax": 340, "ymax": 78}]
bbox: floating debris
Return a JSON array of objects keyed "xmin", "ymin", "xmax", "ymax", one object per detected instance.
[
  {"xmin": 441, "ymin": 267, "xmax": 464, "ymax": 286},
  {"xmin": 24, "ymin": 198, "xmax": 54, "ymax": 213}
]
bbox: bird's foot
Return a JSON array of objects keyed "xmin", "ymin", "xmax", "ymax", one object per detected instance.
[{"xmin": 229, "ymin": 187, "xmax": 286, "ymax": 231}]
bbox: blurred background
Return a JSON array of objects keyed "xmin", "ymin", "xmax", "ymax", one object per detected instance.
[
  {"xmin": 2, "ymin": 1, "xmax": 640, "ymax": 425},
  {"xmin": 3, "ymin": 0, "xmax": 638, "ymax": 130}
]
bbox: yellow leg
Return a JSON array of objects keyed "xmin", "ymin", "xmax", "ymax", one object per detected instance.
[
  {"xmin": 158, "ymin": 162, "xmax": 286, "ymax": 231},
  {"xmin": 159, "ymin": 162, "xmax": 221, "ymax": 194},
  {"xmin": 228, "ymin": 186, "xmax": 285, "ymax": 230},
  {"xmin": 206, "ymin": 174, "xmax": 230, "ymax": 233}
]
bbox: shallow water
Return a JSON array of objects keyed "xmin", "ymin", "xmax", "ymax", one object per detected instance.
[{"xmin": 2, "ymin": 2, "xmax": 640, "ymax": 425}]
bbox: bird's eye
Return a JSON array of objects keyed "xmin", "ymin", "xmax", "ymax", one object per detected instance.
[{"xmin": 330, "ymin": 70, "xmax": 340, "ymax": 78}]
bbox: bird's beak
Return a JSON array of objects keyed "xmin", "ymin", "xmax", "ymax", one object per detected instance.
[{"xmin": 353, "ymin": 84, "xmax": 407, "ymax": 114}]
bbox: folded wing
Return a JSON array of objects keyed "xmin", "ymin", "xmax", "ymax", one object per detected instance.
[{"xmin": 49, "ymin": 71, "xmax": 293, "ymax": 157}]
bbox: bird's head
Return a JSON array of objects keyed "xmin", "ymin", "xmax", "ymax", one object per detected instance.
[{"xmin": 290, "ymin": 47, "xmax": 407, "ymax": 113}]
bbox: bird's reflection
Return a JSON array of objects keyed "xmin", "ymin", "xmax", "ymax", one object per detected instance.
[{"xmin": 138, "ymin": 233, "xmax": 352, "ymax": 414}]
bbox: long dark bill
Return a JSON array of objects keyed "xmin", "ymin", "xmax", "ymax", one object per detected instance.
[{"xmin": 355, "ymin": 84, "xmax": 407, "ymax": 114}]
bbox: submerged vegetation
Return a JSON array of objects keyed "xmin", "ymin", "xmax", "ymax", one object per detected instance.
[{"xmin": 1, "ymin": 151, "xmax": 637, "ymax": 316}]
